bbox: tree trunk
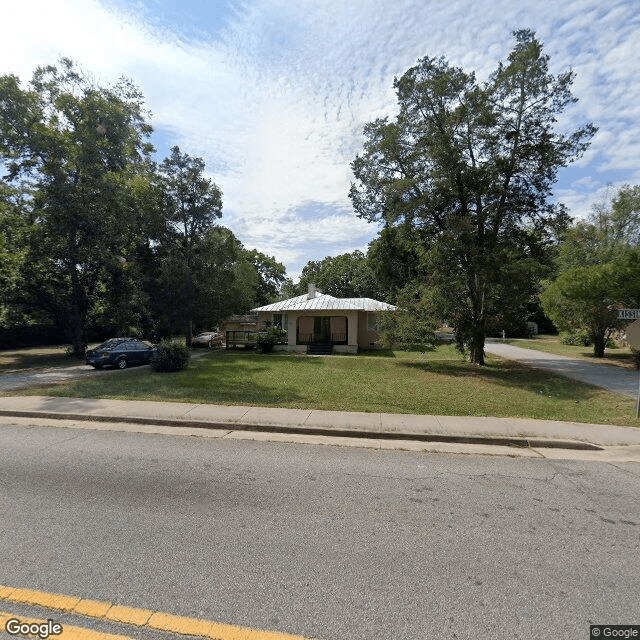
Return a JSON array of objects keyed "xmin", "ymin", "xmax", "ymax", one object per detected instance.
[
  {"xmin": 468, "ymin": 274, "xmax": 486, "ymax": 365},
  {"xmin": 69, "ymin": 308, "xmax": 87, "ymax": 357},
  {"xmin": 469, "ymin": 323, "xmax": 486, "ymax": 365},
  {"xmin": 185, "ymin": 318, "xmax": 193, "ymax": 348},
  {"xmin": 68, "ymin": 282, "xmax": 88, "ymax": 357},
  {"xmin": 592, "ymin": 333, "xmax": 606, "ymax": 358}
]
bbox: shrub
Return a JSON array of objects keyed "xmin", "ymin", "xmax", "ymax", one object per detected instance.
[
  {"xmin": 150, "ymin": 340, "xmax": 190, "ymax": 372},
  {"xmin": 256, "ymin": 327, "xmax": 288, "ymax": 353},
  {"xmin": 560, "ymin": 331, "xmax": 592, "ymax": 347}
]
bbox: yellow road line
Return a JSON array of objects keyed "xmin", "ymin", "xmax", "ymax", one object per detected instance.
[
  {"xmin": 0, "ymin": 611, "xmax": 133, "ymax": 640},
  {"xmin": 0, "ymin": 585, "xmax": 314, "ymax": 640}
]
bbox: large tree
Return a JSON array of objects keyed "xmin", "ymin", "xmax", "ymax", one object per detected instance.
[
  {"xmin": 246, "ymin": 249, "xmax": 287, "ymax": 306},
  {"xmin": 350, "ymin": 30, "xmax": 595, "ymax": 364},
  {"xmin": 156, "ymin": 146, "xmax": 223, "ymax": 346},
  {"xmin": 0, "ymin": 59, "xmax": 155, "ymax": 355},
  {"xmin": 541, "ymin": 254, "xmax": 640, "ymax": 357},
  {"xmin": 542, "ymin": 184, "xmax": 640, "ymax": 356},
  {"xmin": 556, "ymin": 184, "xmax": 640, "ymax": 272},
  {"xmin": 297, "ymin": 250, "xmax": 384, "ymax": 299}
]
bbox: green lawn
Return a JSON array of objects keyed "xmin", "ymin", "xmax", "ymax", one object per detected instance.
[
  {"xmin": 9, "ymin": 345, "xmax": 639, "ymax": 427},
  {"xmin": 506, "ymin": 335, "xmax": 636, "ymax": 369}
]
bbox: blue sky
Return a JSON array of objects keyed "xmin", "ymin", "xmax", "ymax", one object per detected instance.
[{"xmin": 3, "ymin": 1, "xmax": 639, "ymax": 279}]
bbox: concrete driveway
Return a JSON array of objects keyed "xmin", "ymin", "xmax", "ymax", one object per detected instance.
[{"xmin": 485, "ymin": 340, "xmax": 639, "ymax": 398}]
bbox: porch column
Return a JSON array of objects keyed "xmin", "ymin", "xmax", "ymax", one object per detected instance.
[
  {"xmin": 287, "ymin": 315, "xmax": 296, "ymax": 345},
  {"xmin": 347, "ymin": 311, "xmax": 358, "ymax": 347}
]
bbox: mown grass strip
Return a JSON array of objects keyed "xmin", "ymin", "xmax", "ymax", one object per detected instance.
[{"xmin": 8, "ymin": 346, "xmax": 639, "ymax": 427}]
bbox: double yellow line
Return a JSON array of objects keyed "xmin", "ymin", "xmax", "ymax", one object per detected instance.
[{"xmin": 0, "ymin": 585, "xmax": 314, "ymax": 640}]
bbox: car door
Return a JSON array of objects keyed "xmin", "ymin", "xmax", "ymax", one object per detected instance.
[{"xmin": 128, "ymin": 341, "xmax": 146, "ymax": 365}]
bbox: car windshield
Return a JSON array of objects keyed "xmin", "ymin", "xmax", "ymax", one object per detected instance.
[{"xmin": 95, "ymin": 338, "xmax": 127, "ymax": 350}]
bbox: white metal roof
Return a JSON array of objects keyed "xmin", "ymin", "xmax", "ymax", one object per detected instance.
[{"xmin": 252, "ymin": 293, "xmax": 397, "ymax": 313}]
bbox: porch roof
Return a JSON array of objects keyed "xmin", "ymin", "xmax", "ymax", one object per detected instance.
[{"xmin": 252, "ymin": 293, "xmax": 396, "ymax": 313}]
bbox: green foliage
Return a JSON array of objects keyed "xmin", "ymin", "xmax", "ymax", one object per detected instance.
[
  {"xmin": 255, "ymin": 326, "xmax": 288, "ymax": 353},
  {"xmin": 349, "ymin": 30, "xmax": 594, "ymax": 364},
  {"xmin": 246, "ymin": 250, "xmax": 287, "ymax": 306},
  {"xmin": 156, "ymin": 146, "xmax": 223, "ymax": 346},
  {"xmin": 540, "ymin": 259, "xmax": 635, "ymax": 357},
  {"xmin": 366, "ymin": 227, "xmax": 426, "ymax": 300},
  {"xmin": 543, "ymin": 186, "xmax": 640, "ymax": 357},
  {"xmin": 150, "ymin": 339, "xmax": 190, "ymax": 372},
  {"xmin": 0, "ymin": 59, "xmax": 291, "ymax": 351},
  {"xmin": 556, "ymin": 185, "xmax": 640, "ymax": 273},
  {"xmin": 378, "ymin": 283, "xmax": 438, "ymax": 352},
  {"xmin": 559, "ymin": 331, "xmax": 592, "ymax": 347},
  {"xmin": 297, "ymin": 250, "xmax": 385, "ymax": 299},
  {"xmin": 0, "ymin": 59, "xmax": 155, "ymax": 355}
]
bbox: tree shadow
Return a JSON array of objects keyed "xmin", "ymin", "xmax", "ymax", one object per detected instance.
[{"xmin": 397, "ymin": 359, "xmax": 606, "ymax": 401}]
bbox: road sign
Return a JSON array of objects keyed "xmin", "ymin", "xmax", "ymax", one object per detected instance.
[{"xmin": 617, "ymin": 309, "xmax": 640, "ymax": 320}]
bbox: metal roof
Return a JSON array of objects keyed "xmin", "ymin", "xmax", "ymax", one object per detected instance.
[{"xmin": 252, "ymin": 293, "xmax": 397, "ymax": 313}]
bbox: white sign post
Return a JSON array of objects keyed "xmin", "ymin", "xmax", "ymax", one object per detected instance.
[{"xmin": 618, "ymin": 312, "xmax": 640, "ymax": 418}]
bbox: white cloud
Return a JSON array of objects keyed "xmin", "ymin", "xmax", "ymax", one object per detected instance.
[{"xmin": 2, "ymin": 0, "xmax": 640, "ymax": 276}]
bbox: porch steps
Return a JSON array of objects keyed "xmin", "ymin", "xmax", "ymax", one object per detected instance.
[{"xmin": 307, "ymin": 342, "xmax": 333, "ymax": 355}]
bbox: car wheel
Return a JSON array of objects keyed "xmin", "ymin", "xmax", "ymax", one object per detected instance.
[{"xmin": 116, "ymin": 357, "xmax": 128, "ymax": 369}]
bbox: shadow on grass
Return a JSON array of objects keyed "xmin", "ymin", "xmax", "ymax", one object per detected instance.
[
  {"xmin": 355, "ymin": 349, "xmax": 397, "ymax": 358},
  {"xmin": 397, "ymin": 359, "xmax": 605, "ymax": 400},
  {"xmin": 35, "ymin": 350, "xmax": 305, "ymax": 406}
]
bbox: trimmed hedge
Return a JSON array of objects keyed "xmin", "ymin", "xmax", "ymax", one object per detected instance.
[{"xmin": 150, "ymin": 340, "xmax": 190, "ymax": 372}]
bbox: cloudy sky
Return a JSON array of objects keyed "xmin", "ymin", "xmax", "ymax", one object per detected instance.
[{"xmin": 2, "ymin": 0, "xmax": 639, "ymax": 278}]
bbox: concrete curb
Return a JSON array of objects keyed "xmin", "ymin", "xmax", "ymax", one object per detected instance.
[{"xmin": 0, "ymin": 409, "xmax": 604, "ymax": 451}]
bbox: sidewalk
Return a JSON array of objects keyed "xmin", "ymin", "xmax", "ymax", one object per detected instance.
[{"xmin": 2, "ymin": 395, "xmax": 640, "ymax": 460}]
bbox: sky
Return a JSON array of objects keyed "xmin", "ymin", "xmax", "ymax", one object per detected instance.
[{"xmin": 2, "ymin": 0, "xmax": 639, "ymax": 279}]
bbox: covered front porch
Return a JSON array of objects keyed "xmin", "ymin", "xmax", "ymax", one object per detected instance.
[
  {"xmin": 278, "ymin": 310, "xmax": 358, "ymax": 354},
  {"xmin": 295, "ymin": 315, "xmax": 348, "ymax": 345}
]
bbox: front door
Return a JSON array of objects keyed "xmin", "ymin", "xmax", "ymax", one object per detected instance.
[{"xmin": 313, "ymin": 317, "xmax": 331, "ymax": 342}]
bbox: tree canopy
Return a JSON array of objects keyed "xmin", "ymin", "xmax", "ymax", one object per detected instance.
[
  {"xmin": 0, "ymin": 59, "xmax": 155, "ymax": 354},
  {"xmin": 542, "ymin": 184, "xmax": 640, "ymax": 356},
  {"xmin": 350, "ymin": 30, "xmax": 595, "ymax": 363},
  {"xmin": 297, "ymin": 250, "xmax": 384, "ymax": 299},
  {"xmin": 0, "ymin": 60, "xmax": 289, "ymax": 351}
]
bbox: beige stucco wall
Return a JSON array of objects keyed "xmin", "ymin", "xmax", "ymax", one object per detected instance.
[{"xmin": 357, "ymin": 312, "xmax": 382, "ymax": 349}]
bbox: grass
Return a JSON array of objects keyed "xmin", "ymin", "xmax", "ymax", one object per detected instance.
[
  {"xmin": 505, "ymin": 334, "xmax": 636, "ymax": 369},
  {"xmin": 8, "ymin": 344, "xmax": 639, "ymax": 427}
]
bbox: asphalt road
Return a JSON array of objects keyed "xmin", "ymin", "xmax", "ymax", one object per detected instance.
[
  {"xmin": 485, "ymin": 340, "xmax": 639, "ymax": 397},
  {"xmin": 0, "ymin": 422, "xmax": 638, "ymax": 640}
]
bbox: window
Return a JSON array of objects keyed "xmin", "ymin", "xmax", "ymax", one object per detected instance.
[{"xmin": 367, "ymin": 313, "xmax": 379, "ymax": 332}]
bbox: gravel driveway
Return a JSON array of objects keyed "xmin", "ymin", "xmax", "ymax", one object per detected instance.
[{"xmin": 0, "ymin": 363, "xmax": 122, "ymax": 393}]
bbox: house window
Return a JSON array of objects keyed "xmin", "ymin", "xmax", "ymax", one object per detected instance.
[
  {"xmin": 367, "ymin": 313, "xmax": 379, "ymax": 332},
  {"xmin": 273, "ymin": 313, "xmax": 282, "ymax": 328}
]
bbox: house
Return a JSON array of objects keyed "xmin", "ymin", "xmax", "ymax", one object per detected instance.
[{"xmin": 251, "ymin": 284, "xmax": 397, "ymax": 354}]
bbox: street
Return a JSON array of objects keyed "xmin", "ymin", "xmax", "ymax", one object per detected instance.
[{"xmin": 0, "ymin": 421, "xmax": 638, "ymax": 639}]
